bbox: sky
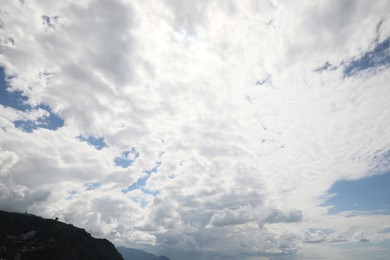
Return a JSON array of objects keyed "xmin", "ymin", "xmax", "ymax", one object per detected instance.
[{"xmin": 0, "ymin": 0, "xmax": 390, "ymax": 259}]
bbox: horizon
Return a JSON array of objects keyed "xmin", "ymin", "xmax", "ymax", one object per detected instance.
[{"xmin": 1, "ymin": 1, "xmax": 390, "ymax": 259}]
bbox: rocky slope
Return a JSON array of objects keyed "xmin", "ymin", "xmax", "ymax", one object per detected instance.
[{"xmin": 0, "ymin": 210, "xmax": 124, "ymax": 260}]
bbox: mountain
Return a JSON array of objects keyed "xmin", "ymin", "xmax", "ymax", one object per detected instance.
[
  {"xmin": 0, "ymin": 210, "xmax": 124, "ymax": 260},
  {"xmin": 117, "ymin": 246, "xmax": 171, "ymax": 260}
]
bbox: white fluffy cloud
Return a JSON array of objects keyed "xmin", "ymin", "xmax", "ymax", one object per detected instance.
[{"xmin": 1, "ymin": 0, "xmax": 390, "ymax": 259}]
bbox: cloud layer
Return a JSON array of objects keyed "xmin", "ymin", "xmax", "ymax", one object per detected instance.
[{"xmin": 1, "ymin": 0, "xmax": 390, "ymax": 259}]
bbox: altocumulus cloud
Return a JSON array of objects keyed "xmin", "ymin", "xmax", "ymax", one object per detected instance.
[{"xmin": 1, "ymin": 0, "xmax": 390, "ymax": 259}]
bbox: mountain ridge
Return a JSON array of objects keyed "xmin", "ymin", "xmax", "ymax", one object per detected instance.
[{"xmin": 0, "ymin": 210, "xmax": 123, "ymax": 260}]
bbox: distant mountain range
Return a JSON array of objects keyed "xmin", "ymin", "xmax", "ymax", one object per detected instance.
[
  {"xmin": 0, "ymin": 210, "xmax": 170, "ymax": 260},
  {"xmin": 117, "ymin": 247, "xmax": 171, "ymax": 260}
]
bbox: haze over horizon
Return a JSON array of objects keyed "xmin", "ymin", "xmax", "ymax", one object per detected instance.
[{"xmin": 1, "ymin": 0, "xmax": 390, "ymax": 259}]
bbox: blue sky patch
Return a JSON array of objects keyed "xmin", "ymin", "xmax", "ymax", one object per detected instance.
[
  {"xmin": 1, "ymin": 67, "xmax": 64, "ymax": 131},
  {"xmin": 36, "ymin": 105, "xmax": 64, "ymax": 130},
  {"xmin": 128, "ymin": 187, "xmax": 160, "ymax": 208},
  {"xmin": 14, "ymin": 104, "xmax": 64, "ymax": 132},
  {"xmin": 344, "ymin": 37, "xmax": 390, "ymax": 77},
  {"xmin": 122, "ymin": 166, "xmax": 160, "ymax": 207},
  {"xmin": 14, "ymin": 120, "xmax": 36, "ymax": 133},
  {"xmin": 323, "ymin": 172, "xmax": 390, "ymax": 214},
  {"xmin": 130, "ymin": 197, "xmax": 148, "ymax": 208},
  {"xmin": 0, "ymin": 67, "xmax": 29, "ymax": 111},
  {"xmin": 114, "ymin": 147, "xmax": 140, "ymax": 168},
  {"xmin": 371, "ymin": 150, "xmax": 390, "ymax": 174},
  {"xmin": 65, "ymin": 190, "xmax": 78, "ymax": 200},
  {"xmin": 84, "ymin": 182, "xmax": 101, "ymax": 191},
  {"xmin": 121, "ymin": 161, "xmax": 161, "ymax": 194},
  {"xmin": 314, "ymin": 61, "xmax": 337, "ymax": 73},
  {"xmin": 78, "ymin": 134, "xmax": 107, "ymax": 150}
]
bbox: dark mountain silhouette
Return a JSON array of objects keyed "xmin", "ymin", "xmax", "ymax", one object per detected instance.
[
  {"xmin": 0, "ymin": 210, "xmax": 124, "ymax": 260},
  {"xmin": 117, "ymin": 246, "xmax": 171, "ymax": 260}
]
